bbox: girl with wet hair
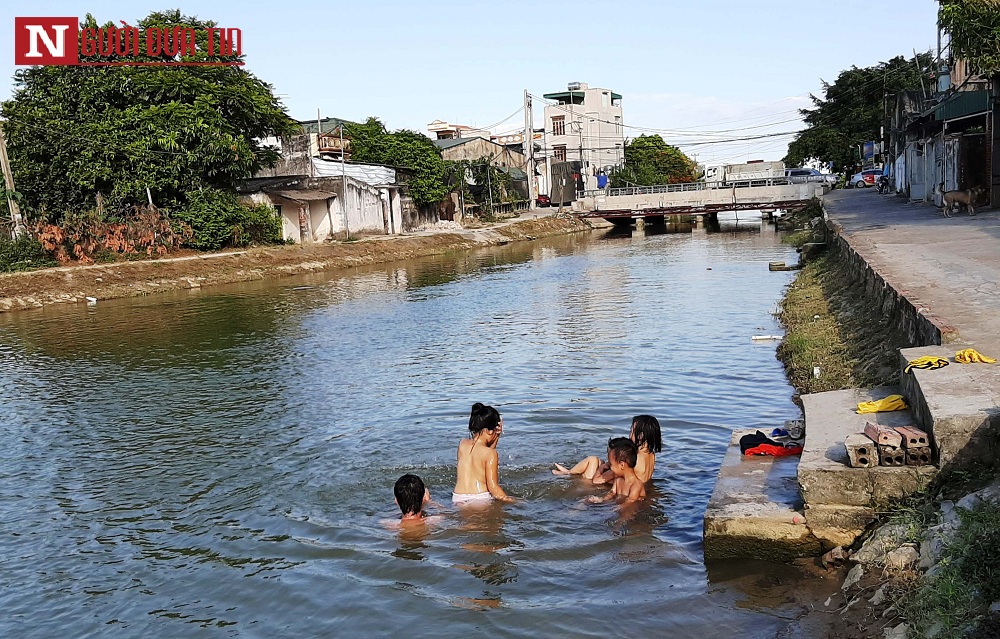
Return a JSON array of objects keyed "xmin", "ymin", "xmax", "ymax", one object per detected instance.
[
  {"xmin": 552, "ymin": 414, "xmax": 662, "ymax": 485},
  {"xmin": 453, "ymin": 403, "xmax": 514, "ymax": 504}
]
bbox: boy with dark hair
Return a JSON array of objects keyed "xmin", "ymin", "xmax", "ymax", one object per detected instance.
[
  {"xmin": 587, "ymin": 438, "xmax": 646, "ymax": 504},
  {"xmin": 394, "ymin": 474, "xmax": 430, "ymax": 524}
]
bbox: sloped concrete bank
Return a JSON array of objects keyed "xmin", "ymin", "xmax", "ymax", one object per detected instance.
[
  {"xmin": 822, "ymin": 217, "xmax": 957, "ymax": 348},
  {"xmin": 0, "ymin": 216, "xmax": 595, "ymax": 314},
  {"xmin": 790, "ymin": 198, "xmax": 1000, "ymax": 639}
]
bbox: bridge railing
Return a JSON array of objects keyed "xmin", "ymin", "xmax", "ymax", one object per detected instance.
[{"xmin": 582, "ymin": 177, "xmax": 793, "ymax": 199}]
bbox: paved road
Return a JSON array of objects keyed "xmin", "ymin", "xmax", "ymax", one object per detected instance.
[{"xmin": 824, "ymin": 188, "xmax": 1000, "ymax": 353}]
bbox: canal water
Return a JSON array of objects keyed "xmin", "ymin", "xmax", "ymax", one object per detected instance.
[{"xmin": 0, "ymin": 218, "xmax": 812, "ymax": 638}]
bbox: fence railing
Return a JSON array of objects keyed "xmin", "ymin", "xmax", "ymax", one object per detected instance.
[
  {"xmin": 582, "ymin": 177, "xmax": 794, "ymax": 199},
  {"xmin": 462, "ymin": 200, "xmax": 530, "ymax": 217}
]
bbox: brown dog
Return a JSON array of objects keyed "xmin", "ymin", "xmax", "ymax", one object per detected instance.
[{"xmin": 941, "ymin": 185, "xmax": 984, "ymax": 217}]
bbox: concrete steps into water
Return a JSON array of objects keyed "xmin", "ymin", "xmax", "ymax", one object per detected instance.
[
  {"xmin": 703, "ymin": 429, "xmax": 819, "ymax": 561},
  {"xmin": 900, "ymin": 345, "xmax": 1000, "ymax": 471},
  {"xmin": 798, "ymin": 387, "xmax": 936, "ymax": 548},
  {"xmin": 704, "ymin": 355, "xmax": 1000, "ymax": 560}
]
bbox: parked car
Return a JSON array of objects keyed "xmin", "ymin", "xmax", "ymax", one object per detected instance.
[
  {"xmin": 849, "ymin": 169, "xmax": 882, "ymax": 188},
  {"xmin": 785, "ymin": 168, "xmax": 837, "ymax": 186},
  {"xmin": 536, "ymin": 194, "xmax": 551, "ymax": 207}
]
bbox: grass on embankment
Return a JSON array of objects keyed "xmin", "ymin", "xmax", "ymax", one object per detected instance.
[
  {"xmin": 775, "ymin": 200, "xmax": 903, "ymax": 396},
  {"xmin": 776, "ymin": 253, "xmax": 859, "ymax": 394},
  {"xmin": 900, "ymin": 502, "xmax": 1000, "ymax": 639}
]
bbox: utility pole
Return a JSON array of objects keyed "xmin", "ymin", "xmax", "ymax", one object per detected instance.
[
  {"xmin": 542, "ymin": 124, "xmax": 552, "ymax": 200},
  {"xmin": 523, "ymin": 90, "xmax": 536, "ymax": 208},
  {"xmin": 485, "ymin": 156, "xmax": 493, "ymax": 215},
  {"xmin": 317, "ymin": 108, "xmax": 338, "ymax": 238},
  {"xmin": 0, "ymin": 122, "xmax": 24, "ymax": 239},
  {"xmin": 340, "ymin": 122, "xmax": 349, "ymax": 239}
]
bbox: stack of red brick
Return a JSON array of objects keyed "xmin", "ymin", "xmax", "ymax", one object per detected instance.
[{"xmin": 843, "ymin": 422, "xmax": 931, "ymax": 468}]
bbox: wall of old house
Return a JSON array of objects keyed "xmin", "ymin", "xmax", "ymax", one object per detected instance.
[
  {"xmin": 330, "ymin": 177, "xmax": 387, "ymax": 236},
  {"xmin": 439, "ymin": 137, "xmax": 526, "ymax": 169},
  {"xmin": 256, "ymin": 136, "xmax": 314, "ymax": 178},
  {"xmin": 243, "ymin": 176, "xmax": 396, "ymax": 243}
]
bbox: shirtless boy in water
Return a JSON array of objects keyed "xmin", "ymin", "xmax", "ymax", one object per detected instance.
[
  {"xmin": 586, "ymin": 438, "xmax": 646, "ymax": 504},
  {"xmin": 453, "ymin": 403, "xmax": 514, "ymax": 504},
  {"xmin": 553, "ymin": 414, "xmax": 662, "ymax": 485},
  {"xmin": 394, "ymin": 474, "xmax": 431, "ymax": 525}
]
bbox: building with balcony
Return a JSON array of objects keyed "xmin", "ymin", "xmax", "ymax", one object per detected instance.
[{"xmin": 542, "ymin": 82, "xmax": 625, "ymax": 193}]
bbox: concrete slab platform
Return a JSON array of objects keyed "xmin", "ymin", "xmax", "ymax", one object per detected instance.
[
  {"xmin": 804, "ymin": 504, "xmax": 879, "ymax": 549},
  {"xmin": 798, "ymin": 387, "xmax": 937, "ymax": 548},
  {"xmin": 899, "ymin": 345, "xmax": 1000, "ymax": 470},
  {"xmin": 704, "ymin": 429, "xmax": 820, "ymax": 561},
  {"xmin": 798, "ymin": 387, "xmax": 937, "ymax": 509}
]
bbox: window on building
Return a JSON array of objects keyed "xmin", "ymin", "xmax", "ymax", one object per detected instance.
[
  {"xmin": 552, "ymin": 115, "xmax": 565, "ymax": 136},
  {"xmin": 602, "ymin": 92, "xmax": 609, "ymax": 108},
  {"xmin": 273, "ymin": 204, "xmax": 283, "ymax": 218},
  {"xmin": 614, "ymin": 115, "xmax": 622, "ymax": 135},
  {"xmin": 553, "ymin": 145, "xmax": 567, "ymax": 162}
]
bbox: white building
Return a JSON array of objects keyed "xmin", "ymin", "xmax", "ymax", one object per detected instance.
[
  {"xmin": 542, "ymin": 82, "xmax": 625, "ymax": 193},
  {"xmin": 426, "ymin": 120, "xmax": 492, "ymax": 140}
]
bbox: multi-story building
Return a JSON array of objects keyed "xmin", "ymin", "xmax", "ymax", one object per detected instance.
[{"xmin": 541, "ymin": 82, "xmax": 625, "ymax": 193}]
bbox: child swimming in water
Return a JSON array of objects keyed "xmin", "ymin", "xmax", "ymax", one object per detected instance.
[
  {"xmin": 381, "ymin": 473, "xmax": 443, "ymax": 531},
  {"xmin": 553, "ymin": 414, "xmax": 662, "ymax": 485},
  {"xmin": 587, "ymin": 438, "xmax": 646, "ymax": 504},
  {"xmin": 453, "ymin": 403, "xmax": 514, "ymax": 504},
  {"xmin": 394, "ymin": 473, "xmax": 431, "ymax": 525}
]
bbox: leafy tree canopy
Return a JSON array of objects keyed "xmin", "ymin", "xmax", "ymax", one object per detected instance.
[
  {"xmin": 784, "ymin": 54, "xmax": 932, "ymax": 171},
  {"xmin": 939, "ymin": 0, "xmax": 1000, "ymax": 75},
  {"xmin": 610, "ymin": 135, "xmax": 697, "ymax": 187},
  {"xmin": 344, "ymin": 117, "xmax": 449, "ymax": 206},
  {"xmin": 1, "ymin": 9, "xmax": 297, "ymax": 219}
]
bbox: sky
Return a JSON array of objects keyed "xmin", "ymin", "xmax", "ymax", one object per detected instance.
[{"xmin": 0, "ymin": 0, "xmax": 941, "ymax": 164}]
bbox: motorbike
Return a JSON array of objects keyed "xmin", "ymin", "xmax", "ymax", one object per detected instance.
[{"xmin": 875, "ymin": 175, "xmax": 891, "ymax": 194}]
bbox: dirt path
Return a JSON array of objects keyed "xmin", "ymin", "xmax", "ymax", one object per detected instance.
[{"xmin": 0, "ymin": 216, "xmax": 596, "ymax": 313}]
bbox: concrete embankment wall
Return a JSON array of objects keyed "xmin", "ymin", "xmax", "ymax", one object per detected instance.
[
  {"xmin": 822, "ymin": 218, "xmax": 951, "ymax": 349},
  {"xmin": 0, "ymin": 216, "xmax": 594, "ymax": 314},
  {"xmin": 823, "ymin": 212, "xmax": 1000, "ymax": 480}
]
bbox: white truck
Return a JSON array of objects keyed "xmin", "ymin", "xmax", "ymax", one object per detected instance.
[{"xmin": 704, "ymin": 161, "xmax": 785, "ymax": 186}]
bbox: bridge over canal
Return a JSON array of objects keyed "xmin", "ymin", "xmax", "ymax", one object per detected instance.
[{"xmin": 575, "ymin": 178, "xmax": 825, "ymax": 222}]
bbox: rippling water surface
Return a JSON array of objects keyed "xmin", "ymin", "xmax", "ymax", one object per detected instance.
[{"xmin": 1, "ymin": 220, "xmax": 806, "ymax": 638}]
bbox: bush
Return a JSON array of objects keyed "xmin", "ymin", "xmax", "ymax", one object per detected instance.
[
  {"xmin": 229, "ymin": 201, "xmax": 282, "ymax": 247},
  {"xmin": 173, "ymin": 189, "xmax": 281, "ymax": 250},
  {"xmin": 34, "ymin": 205, "xmax": 191, "ymax": 264},
  {"xmin": 0, "ymin": 232, "xmax": 54, "ymax": 272}
]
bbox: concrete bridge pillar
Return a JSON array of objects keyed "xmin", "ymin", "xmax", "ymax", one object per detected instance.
[{"xmin": 632, "ymin": 215, "xmax": 645, "ymax": 230}]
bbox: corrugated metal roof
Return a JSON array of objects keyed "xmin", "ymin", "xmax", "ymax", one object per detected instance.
[
  {"xmin": 298, "ymin": 117, "xmax": 356, "ymax": 134},
  {"xmin": 497, "ymin": 166, "xmax": 527, "ymax": 180},
  {"xmin": 311, "ymin": 159, "xmax": 396, "ymax": 185},
  {"xmin": 433, "ymin": 138, "xmax": 475, "ymax": 150},
  {"xmin": 267, "ymin": 189, "xmax": 337, "ymax": 202},
  {"xmin": 934, "ymin": 90, "xmax": 991, "ymax": 122}
]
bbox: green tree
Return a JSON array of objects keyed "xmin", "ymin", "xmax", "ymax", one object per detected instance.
[
  {"xmin": 784, "ymin": 54, "xmax": 933, "ymax": 170},
  {"xmin": 609, "ymin": 135, "xmax": 697, "ymax": 187},
  {"xmin": 345, "ymin": 117, "xmax": 449, "ymax": 206},
  {"xmin": 939, "ymin": 0, "xmax": 1000, "ymax": 74},
  {"xmin": 1, "ymin": 9, "xmax": 297, "ymax": 220}
]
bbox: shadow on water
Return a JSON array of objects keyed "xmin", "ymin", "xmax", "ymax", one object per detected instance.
[{"xmin": 600, "ymin": 212, "xmax": 772, "ymax": 239}]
